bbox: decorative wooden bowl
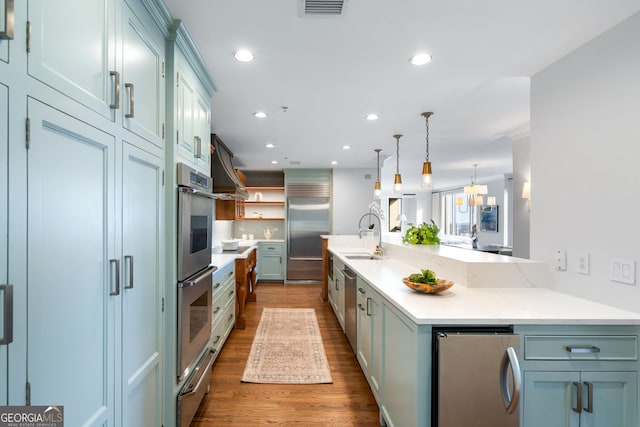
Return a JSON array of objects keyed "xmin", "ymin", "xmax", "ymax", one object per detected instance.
[{"xmin": 402, "ymin": 278, "xmax": 454, "ymax": 294}]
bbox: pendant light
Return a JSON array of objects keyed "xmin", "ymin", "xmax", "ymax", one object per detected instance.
[
  {"xmin": 421, "ymin": 112, "xmax": 434, "ymax": 189},
  {"xmin": 374, "ymin": 148, "xmax": 382, "ymax": 199},
  {"xmin": 393, "ymin": 134, "xmax": 403, "ymax": 194}
]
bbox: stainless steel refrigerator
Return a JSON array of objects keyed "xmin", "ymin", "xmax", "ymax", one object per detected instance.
[
  {"xmin": 286, "ymin": 197, "xmax": 330, "ymax": 282},
  {"xmin": 433, "ymin": 327, "xmax": 522, "ymax": 426}
]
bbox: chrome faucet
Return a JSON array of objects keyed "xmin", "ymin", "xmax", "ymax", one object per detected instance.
[{"xmin": 358, "ymin": 212, "xmax": 382, "ymax": 255}]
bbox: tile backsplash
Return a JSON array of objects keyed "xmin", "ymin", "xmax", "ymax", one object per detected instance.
[{"xmin": 234, "ymin": 219, "xmax": 285, "ymax": 240}]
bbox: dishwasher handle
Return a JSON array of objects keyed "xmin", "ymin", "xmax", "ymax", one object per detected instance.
[
  {"xmin": 499, "ymin": 346, "xmax": 522, "ymax": 414},
  {"xmin": 342, "ymin": 268, "xmax": 357, "ymax": 281}
]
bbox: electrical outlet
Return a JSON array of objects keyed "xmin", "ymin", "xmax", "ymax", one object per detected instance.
[
  {"xmin": 554, "ymin": 250, "xmax": 567, "ymax": 271},
  {"xmin": 610, "ymin": 258, "xmax": 636, "ymax": 285},
  {"xmin": 576, "ymin": 253, "xmax": 590, "ymax": 275}
]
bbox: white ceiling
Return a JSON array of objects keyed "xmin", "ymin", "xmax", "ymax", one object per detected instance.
[{"xmin": 164, "ymin": 0, "xmax": 640, "ymax": 191}]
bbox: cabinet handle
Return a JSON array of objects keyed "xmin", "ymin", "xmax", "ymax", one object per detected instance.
[
  {"xmin": 125, "ymin": 83, "xmax": 135, "ymax": 118},
  {"xmin": 228, "ymin": 313, "xmax": 233, "ymax": 321},
  {"xmin": 0, "ymin": 0, "xmax": 14, "ymax": 40},
  {"xmin": 213, "ymin": 306, "xmax": 221, "ymax": 314},
  {"xmin": 227, "ymin": 271, "xmax": 233, "ymax": 278},
  {"xmin": 0, "ymin": 284, "xmax": 13, "ymax": 345},
  {"xmin": 195, "ymin": 136, "xmax": 202, "ymax": 158},
  {"xmin": 357, "ymin": 303, "xmax": 365, "ymax": 311},
  {"xmin": 213, "ymin": 282, "xmax": 221, "ymax": 289},
  {"xmin": 572, "ymin": 381, "xmax": 583, "ymax": 413},
  {"xmin": 109, "ymin": 259, "xmax": 120, "ymax": 296},
  {"xmin": 565, "ymin": 345, "xmax": 600, "ymax": 354},
  {"xmin": 584, "ymin": 381, "xmax": 593, "ymax": 413},
  {"xmin": 212, "ymin": 335, "xmax": 221, "ymax": 344},
  {"xmin": 366, "ymin": 297, "xmax": 372, "ymax": 316},
  {"xmin": 124, "ymin": 255, "xmax": 134, "ymax": 289},
  {"xmin": 228, "ymin": 290, "xmax": 234, "ymax": 297},
  {"xmin": 109, "ymin": 71, "xmax": 120, "ymax": 109},
  {"xmin": 499, "ymin": 346, "xmax": 522, "ymax": 414},
  {"xmin": 358, "ymin": 287, "xmax": 365, "ymax": 295},
  {"xmin": 335, "ymin": 278, "xmax": 339, "ymax": 291}
]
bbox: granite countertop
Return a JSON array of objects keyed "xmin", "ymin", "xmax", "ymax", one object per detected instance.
[{"xmin": 329, "ymin": 246, "xmax": 640, "ymax": 326}]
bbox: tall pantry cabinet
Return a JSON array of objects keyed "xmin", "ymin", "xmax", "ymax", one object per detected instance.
[{"xmin": 2, "ymin": 0, "xmax": 173, "ymax": 425}]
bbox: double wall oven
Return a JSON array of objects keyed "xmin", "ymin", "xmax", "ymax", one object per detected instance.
[{"xmin": 176, "ymin": 163, "xmax": 216, "ymax": 427}]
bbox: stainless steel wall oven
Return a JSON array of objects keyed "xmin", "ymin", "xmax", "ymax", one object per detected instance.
[{"xmin": 176, "ymin": 163, "xmax": 216, "ymax": 427}]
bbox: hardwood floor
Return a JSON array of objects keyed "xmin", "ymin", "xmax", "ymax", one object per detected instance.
[{"xmin": 191, "ymin": 283, "xmax": 381, "ymax": 426}]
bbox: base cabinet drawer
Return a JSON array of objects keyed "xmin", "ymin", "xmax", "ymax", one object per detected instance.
[{"xmin": 524, "ymin": 335, "xmax": 638, "ymax": 360}]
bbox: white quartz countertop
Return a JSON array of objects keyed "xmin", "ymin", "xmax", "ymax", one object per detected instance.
[{"xmin": 331, "ymin": 248, "xmax": 640, "ymax": 326}]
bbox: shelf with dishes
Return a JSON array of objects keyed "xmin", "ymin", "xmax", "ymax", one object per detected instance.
[{"xmin": 242, "ymin": 186, "xmax": 285, "ymax": 220}]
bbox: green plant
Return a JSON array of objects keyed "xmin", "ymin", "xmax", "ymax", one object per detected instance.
[
  {"xmin": 402, "ymin": 220, "xmax": 440, "ymax": 245},
  {"xmin": 408, "ymin": 269, "xmax": 438, "ymax": 284}
]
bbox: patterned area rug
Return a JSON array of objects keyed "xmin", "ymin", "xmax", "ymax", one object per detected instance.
[{"xmin": 241, "ymin": 308, "xmax": 333, "ymax": 384}]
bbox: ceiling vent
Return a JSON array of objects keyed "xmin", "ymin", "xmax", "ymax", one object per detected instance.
[{"xmin": 300, "ymin": 0, "xmax": 347, "ymax": 16}]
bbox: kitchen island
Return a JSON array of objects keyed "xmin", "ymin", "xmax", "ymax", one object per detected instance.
[{"xmin": 323, "ymin": 235, "xmax": 640, "ymax": 427}]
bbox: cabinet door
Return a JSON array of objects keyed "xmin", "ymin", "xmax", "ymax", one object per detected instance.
[
  {"xmin": 581, "ymin": 371, "xmax": 637, "ymax": 427},
  {"xmin": 121, "ymin": 3, "xmax": 164, "ymax": 149},
  {"xmin": 193, "ymin": 93, "xmax": 210, "ymax": 173},
  {"xmin": 260, "ymin": 253, "xmax": 283, "ymax": 280},
  {"xmin": 356, "ymin": 288, "xmax": 372, "ymax": 375},
  {"xmin": 175, "ymin": 61, "xmax": 197, "ymax": 163},
  {"xmin": 382, "ymin": 304, "xmax": 419, "ymax": 427},
  {"xmin": 121, "ymin": 142, "xmax": 163, "ymax": 427},
  {"xmin": 0, "ymin": 83, "xmax": 7, "ymax": 405},
  {"xmin": 523, "ymin": 371, "xmax": 580, "ymax": 427},
  {"xmin": 27, "ymin": 99, "xmax": 116, "ymax": 426},
  {"xmin": 28, "ymin": 0, "xmax": 117, "ymax": 119},
  {"xmin": 369, "ymin": 289, "xmax": 382, "ymax": 401}
]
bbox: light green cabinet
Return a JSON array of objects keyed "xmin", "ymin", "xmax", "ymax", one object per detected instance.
[
  {"xmin": 172, "ymin": 27, "xmax": 213, "ymax": 176},
  {"xmin": 258, "ymin": 242, "xmax": 284, "ymax": 281},
  {"xmin": 27, "ymin": 0, "xmax": 117, "ymax": 120},
  {"xmin": 27, "ymin": 0, "xmax": 165, "ymax": 153},
  {"xmin": 26, "ymin": 98, "xmax": 165, "ymax": 427},
  {"xmin": 332, "ymin": 257, "xmax": 345, "ymax": 331},
  {"xmin": 121, "ymin": 1, "xmax": 165, "ymax": 150},
  {"xmin": 381, "ymin": 302, "xmax": 430, "ymax": 427},
  {"xmin": 121, "ymin": 142, "xmax": 164, "ymax": 427},
  {"xmin": 210, "ymin": 262, "xmax": 235, "ymax": 357},
  {"xmin": 27, "ymin": 99, "xmax": 117, "ymax": 426},
  {"xmin": 519, "ymin": 326, "xmax": 640, "ymax": 427},
  {"xmin": 356, "ymin": 277, "xmax": 382, "ymax": 403},
  {"xmin": 524, "ymin": 371, "xmax": 638, "ymax": 427}
]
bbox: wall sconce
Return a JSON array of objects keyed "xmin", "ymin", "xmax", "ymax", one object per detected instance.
[
  {"xmin": 393, "ymin": 134, "xmax": 403, "ymax": 194},
  {"xmin": 522, "ymin": 181, "xmax": 531, "ymax": 212}
]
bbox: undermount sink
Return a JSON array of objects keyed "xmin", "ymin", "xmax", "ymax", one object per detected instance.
[{"xmin": 344, "ymin": 254, "xmax": 383, "ymax": 260}]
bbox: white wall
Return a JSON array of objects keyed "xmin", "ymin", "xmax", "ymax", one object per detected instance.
[
  {"xmin": 530, "ymin": 12, "xmax": 640, "ymax": 312},
  {"xmin": 332, "ymin": 168, "xmax": 378, "ymax": 234},
  {"xmin": 512, "ymin": 134, "xmax": 531, "ymax": 258}
]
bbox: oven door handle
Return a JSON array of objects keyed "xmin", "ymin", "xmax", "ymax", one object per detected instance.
[
  {"xmin": 178, "ymin": 186, "xmax": 216, "ymax": 200},
  {"xmin": 179, "ymin": 265, "xmax": 217, "ymax": 288}
]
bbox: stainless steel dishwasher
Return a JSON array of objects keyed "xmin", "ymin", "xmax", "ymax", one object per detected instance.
[{"xmin": 342, "ymin": 265, "xmax": 357, "ymax": 353}]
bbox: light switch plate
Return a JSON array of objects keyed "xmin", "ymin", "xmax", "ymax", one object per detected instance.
[
  {"xmin": 610, "ymin": 258, "xmax": 636, "ymax": 285},
  {"xmin": 554, "ymin": 250, "xmax": 567, "ymax": 271}
]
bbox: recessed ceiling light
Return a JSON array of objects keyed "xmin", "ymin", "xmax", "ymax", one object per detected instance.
[
  {"xmin": 265, "ymin": 143, "xmax": 275, "ymax": 148},
  {"xmin": 366, "ymin": 114, "xmax": 379, "ymax": 121},
  {"xmin": 234, "ymin": 49, "xmax": 254, "ymax": 62},
  {"xmin": 271, "ymin": 160, "xmax": 278, "ymax": 164},
  {"xmin": 253, "ymin": 111, "xmax": 268, "ymax": 118},
  {"xmin": 410, "ymin": 53, "xmax": 432, "ymax": 66},
  {"xmin": 342, "ymin": 145, "xmax": 351, "ymax": 150},
  {"xmin": 331, "ymin": 161, "xmax": 338, "ymax": 165}
]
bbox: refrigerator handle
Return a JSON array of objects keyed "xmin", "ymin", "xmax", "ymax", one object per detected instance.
[{"xmin": 499, "ymin": 346, "xmax": 522, "ymax": 414}]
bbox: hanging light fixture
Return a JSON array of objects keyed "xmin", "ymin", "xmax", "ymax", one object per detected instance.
[
  {"xmin": 464, "ymin": 164, "xmax": 488, "ymax": 198},
  {"xmin": 373, "ymin": 148, "xmax": 382, "ymax": 199},
  {"xmin": 393, "ymin": 134, "xmax": 403, "ymax": 194},
  {"xmin": 421, "ymin": 112, "xmax": 434, "ymax": 189}
]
